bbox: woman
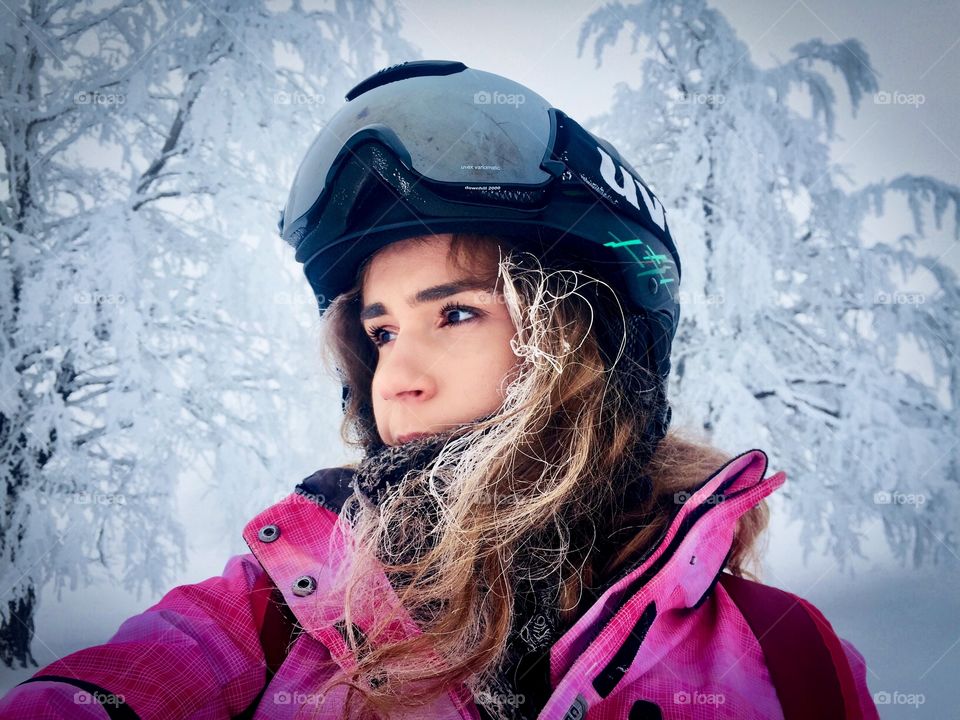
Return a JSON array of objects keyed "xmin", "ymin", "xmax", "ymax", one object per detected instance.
[{"xmin": 0, "ymin": 61, "xmax": 878, "ymax": 719}]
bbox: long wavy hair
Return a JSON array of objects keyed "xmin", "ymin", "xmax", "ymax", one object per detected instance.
[{"xmin": 311, "ymin": 231, "xmax": 770, "ymax": 719}]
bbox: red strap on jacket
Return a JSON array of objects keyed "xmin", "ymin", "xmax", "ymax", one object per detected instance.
[
  {"xmin": 795, "ymin": 594, "xmax": 864, "ymax": 717},
  {"xmin": 718, "ymin": 572, "xmax": 862, "ymax": 719}
]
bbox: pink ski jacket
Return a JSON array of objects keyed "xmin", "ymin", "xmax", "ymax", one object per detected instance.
[{"xmin": 0, "ymin": 449, "xmax": 879, "ymax": 719}]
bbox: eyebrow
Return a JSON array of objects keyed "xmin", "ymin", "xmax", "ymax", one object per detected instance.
[{"xmin": 360, "ymin": 278, "xmax": 494, "ymax": 322}]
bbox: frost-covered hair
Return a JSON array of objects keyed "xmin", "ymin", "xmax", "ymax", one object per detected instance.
[{"xmin": 313, "ymin": 232, "xmax": 770, "ymax": 718}]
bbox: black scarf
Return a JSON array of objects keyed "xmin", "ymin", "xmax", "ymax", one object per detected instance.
[{"xmin": 348, "ymin": 426, "xmax": 654, "ymax": 720}]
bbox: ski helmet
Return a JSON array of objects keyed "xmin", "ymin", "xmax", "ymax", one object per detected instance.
[{"xmin": 278, "ymin": 60, "xmax": 681, "ymax": 442}]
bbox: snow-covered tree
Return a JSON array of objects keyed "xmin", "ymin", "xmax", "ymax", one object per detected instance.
[
  {"xmin": 578, "ymin": 0, "xmax": 959, "ymax": 569},
  {"xmin": 0, "ymin": 0, "xmax": 416, "ymax": 668}
]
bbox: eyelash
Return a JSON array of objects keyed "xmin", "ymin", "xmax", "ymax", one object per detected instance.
[{"xmin": 365, "ymin": 302, "xmax": 481, "ymax": 348}]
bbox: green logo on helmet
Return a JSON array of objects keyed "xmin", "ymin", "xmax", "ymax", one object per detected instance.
[{"xmin": 604, "ymin": 231, "xmax": 677, "ymax": 297}]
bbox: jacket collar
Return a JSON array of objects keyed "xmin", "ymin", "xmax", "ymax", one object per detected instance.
[
  {"xmin": 548, "ymin": 448, "xmax": 784, "ymax": 685},
  {"xmin": 242, "ymin": 448, "xmax": 785, "ymax": 682}
]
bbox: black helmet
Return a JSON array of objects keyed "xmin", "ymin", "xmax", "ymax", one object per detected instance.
[{"xmin": 279, "ymin": 60, "xmax": 681, "ymax": 442}]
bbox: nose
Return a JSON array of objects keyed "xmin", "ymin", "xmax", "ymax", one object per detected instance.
[{"xmin": 374, "ymin": 332, "xmax": 438, "ymax": 404}]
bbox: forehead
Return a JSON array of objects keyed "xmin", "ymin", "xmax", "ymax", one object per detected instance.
[
  {"xmin": 361, "ymin": 234, "xmax": 501, "ymax": 291},
  {"xmin": 363, "ymin": 235, "xmax": 454, "ymax": 283}
]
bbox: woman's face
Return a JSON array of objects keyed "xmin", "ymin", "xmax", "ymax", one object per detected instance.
[{"xmin": 360, "ymin": 234, "xmax": 520, "ymax": 446}]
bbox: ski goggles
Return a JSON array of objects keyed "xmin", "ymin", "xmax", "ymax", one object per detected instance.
[{"xmin": 278, "ymin": 60, "xmax": 672, "ymax": 260}]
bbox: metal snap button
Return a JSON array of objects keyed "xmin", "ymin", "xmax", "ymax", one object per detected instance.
[
  {"xmin": 292, "ymin": 574, "xmax": 317, "ymax": 597},
  {"xmin": 257, "ymin": 524, "xmax": 280, "ymax": 543}
]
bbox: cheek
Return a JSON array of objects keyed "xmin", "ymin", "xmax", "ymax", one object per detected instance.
[{"xmin": 443, "ymin": 321, "xmax": 518, "ymax": 391}]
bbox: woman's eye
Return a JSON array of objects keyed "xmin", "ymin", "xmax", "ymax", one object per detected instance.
[
  {"xmin": 366, "ymin": 326, "xmax": 394, "ymax": 347},
  {"xmin": 441, "ymin": 304, "xmax": 479, "ymax": 326},
  {"xmin": 365, "ymin": 303, "xmax": 481, "ymax": 348}
]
